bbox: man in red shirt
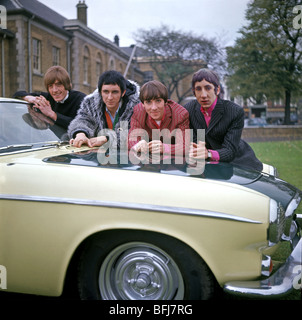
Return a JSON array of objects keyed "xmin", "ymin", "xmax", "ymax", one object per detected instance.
[{"xmin": 128, "ymin": 80, "xmax": 190, "ymax": 157}]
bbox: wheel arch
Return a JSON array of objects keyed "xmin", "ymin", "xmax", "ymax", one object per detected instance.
[{"xmin": 62, "ymin": 228, "xmax": 219, "ymax": 298}]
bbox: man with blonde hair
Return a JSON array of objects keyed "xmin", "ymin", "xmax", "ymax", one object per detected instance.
[{"xmin": 13, "ymin": 66, "xmax": 86, "ymax": 129}]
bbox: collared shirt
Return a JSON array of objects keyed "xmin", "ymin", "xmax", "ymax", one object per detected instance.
[
  {"xmin": 200, "ymin": 97, "xmax": 217, "ymax": 126},
  {"xmin": 148, "ymin": 109, "xmax": 170, "ymax": 152},
  {"xmin": 200, "ymin": 97, "xmax": 220, "ymax": 161},
  {"xmin": 58, "ymin": 91, "xmax": 69, "ymax": 104},
  {"xmin": 148, "ymin": 108, "xmax": 166, "ymax": 129},
  {"xmin": 105, "ymin": 102, "xmax": 121, "ymax": 129}
]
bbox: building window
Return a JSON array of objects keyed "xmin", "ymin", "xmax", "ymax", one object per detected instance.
[
  {"xmin": 96, "ymin": 61, "xmax": 101, "ymax": 79},
  {"xmin": 96, "ymin": 53, "xmax": 102, "ymax": 79},
  {"xmin": 32, "ymin": 38, "xmax": 41, "ymax": 73},
  {"xmin": 119, "ymin": 63, "xmax": 123, "ymax": 74},
  {"xmin": 83, "ymin": 56, "xmax": 88, "ymax": 83},
  {"xmin": 109, "ymin": 57, "xmax": 115, "ymax": 70},
  {"xmin": 52, "ymin": 46, "xmax": 60, "ymax": 65},
  {"xmin": 143, "ymin": 71, "xmax": 153, "ymax": 82},
  {"xmin": 83, "ymin": 46, "xmax": 90, "ymax": 84}
]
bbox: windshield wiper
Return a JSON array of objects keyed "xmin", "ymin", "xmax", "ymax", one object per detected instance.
[
  {"xmin": 0, "ymin": 141, "xmax": 67, "ymax": 154},
  {"xmin": 0, "ymin": 144, "xmax": 33, "ymax": 153}
]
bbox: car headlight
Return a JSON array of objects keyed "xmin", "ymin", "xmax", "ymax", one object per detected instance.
[
  {"xmin": 282, "ymin": 193, "xmax": 301, "ymax": 241},
  {"xmin": 268, "ymin": 193, "xmax": 301, "ymax": 246},
  {"xmin": 268, "ymin": 199, "xmax": 286, "ymax": 246}
]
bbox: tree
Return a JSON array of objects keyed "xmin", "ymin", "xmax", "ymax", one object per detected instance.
[
  {"xmin": 227, "ymin": 0, "xmax": 302, "ymax": 124},
  {"xmin": 134, "ymin": 25, "xmax": 225, "ymax": 103},
  {"xmin": 226, "ymin": 29, "xmax": 284, "ymax": 105}
]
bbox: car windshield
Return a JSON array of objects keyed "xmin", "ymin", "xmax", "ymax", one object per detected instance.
[{"xmin": 0, "ymin": 100, "xmax": 67, "ymax": 150}]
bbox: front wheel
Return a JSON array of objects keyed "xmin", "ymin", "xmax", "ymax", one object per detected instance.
[{"xmin": 77, "ymin": 230, "xmax": 215, "ymax": 300}]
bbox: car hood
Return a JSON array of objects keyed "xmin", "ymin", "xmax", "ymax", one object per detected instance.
[{"xmin": 43, "ymin": 150, "xmax": 300, "ymax": 209}]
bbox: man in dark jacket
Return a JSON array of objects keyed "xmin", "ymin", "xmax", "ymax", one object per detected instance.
[
  {"xmin": 13, "ymin": 66, "xmax": 86, "ymax": 129},
  {"xmin": 184, "ymin": 68, "xmax": 263, "ymax": 171}
]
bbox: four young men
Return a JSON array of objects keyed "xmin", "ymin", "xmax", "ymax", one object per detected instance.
[{"xmin": 14, "ymin": 66, "xmax": 262, "ymax": 171}]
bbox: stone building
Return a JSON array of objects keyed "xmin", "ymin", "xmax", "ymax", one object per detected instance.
[
  {"xmin": 0, "ymin": 0, "xmax": 144, "ymax": 97},
  {"xmin": 1, "ymin": 0, "xmax": 201, "ymax": 103}
]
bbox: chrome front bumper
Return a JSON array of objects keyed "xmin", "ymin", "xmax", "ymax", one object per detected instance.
[{"xmin": 224, "ymin": 233, "xmax": 302, "ymax": 299}]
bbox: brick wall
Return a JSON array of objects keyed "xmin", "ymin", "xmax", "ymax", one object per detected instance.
[
  {"xmin": 242, "ymin": 126, "xmax": 302, "ymax": 142},
  {"xmin": 31, "ymin": 25, "xmax": 69, "ymax": 93}
]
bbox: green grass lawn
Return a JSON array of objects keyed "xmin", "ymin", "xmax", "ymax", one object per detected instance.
[
  {"xmin": 250, "ymin": 140, "xmax": 302, "ymax": 191},
  {"xmin": 249, "ymin": 140, "xmax": 302, "ymax": 300},
  {"xmin": 250, "ymin": 140, "xmax": 302, "ymax": 216}
]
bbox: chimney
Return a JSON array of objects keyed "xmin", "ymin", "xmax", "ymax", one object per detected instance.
[
  {"xmin": 77, "ymin": 1, "xmax": 88, "ymax": 25},
  {"xmin": 114, "ymin": 35, "xmax": 120, "ymax": 47}
]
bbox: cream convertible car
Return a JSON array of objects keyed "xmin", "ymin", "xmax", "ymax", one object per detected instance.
[{"xmin": 0, "ymin": 98, "xmax": 301, "ymax": 300}]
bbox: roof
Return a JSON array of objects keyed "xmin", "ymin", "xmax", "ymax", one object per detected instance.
[
  {"xmin": 5, "ymin": 0, "xmax": 66, "ymax": 28},
  {"xmin": 121, "ymin": 45, "xmax": 154, "ymax": 58},
  {"xmin": 4, "ymin": 0, "xmax": 127, "ymax": 53}
]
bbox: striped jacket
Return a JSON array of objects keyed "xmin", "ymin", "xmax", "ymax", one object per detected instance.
[
  {"xmin": 128, "ymin": 100, "xmax": 190, "ymax": 155},
  {"xmin": 184, "ymin": 98, "xmax": 263, "ymax": 171},
  {"xmin": 68, "ymin": 80, "xmax": 140, "ymax": 148}
]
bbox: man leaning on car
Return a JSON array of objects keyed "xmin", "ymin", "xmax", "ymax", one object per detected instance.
[
  {"xmin": 68, "ymin": 70, "xmax": 140, "ymax": 149},
  {"xmin": 13, "ymin": 66, "xmax": 86, "ymax": 129}
]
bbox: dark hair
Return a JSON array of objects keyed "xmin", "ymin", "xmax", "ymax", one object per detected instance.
[
  {"xmin": 192, "ymin": 68, "xmax": 221, "ymax": 97},
  {"xmin": 139, "ymin": 80, "xmax": 168, "ymax": 103},
  {"xmin": 44, "ymin": 66, "xmax": 72, "ymax": 91},
  {"xmin": 98, "ymin": 70, "xmax": 126, "ymax": 93}
]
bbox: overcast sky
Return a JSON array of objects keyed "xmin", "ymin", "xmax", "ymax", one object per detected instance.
[{"xmin": 39, "ymin": 0, "xmax": 251, "ymax": 47}]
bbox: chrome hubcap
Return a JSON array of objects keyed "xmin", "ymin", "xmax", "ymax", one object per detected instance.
[{"xmin": 99, "ymin": 242, "xmax": 184, "ymax": 300}]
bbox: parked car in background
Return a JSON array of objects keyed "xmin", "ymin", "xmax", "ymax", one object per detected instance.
[
  {"xmin": 0, "ymin": 98, "xmax": 301, "ymax": 300},
  {"xmin": 245, "ymin": 117, "xmax": 268, "ymax": 127}
]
